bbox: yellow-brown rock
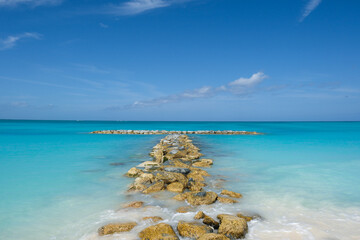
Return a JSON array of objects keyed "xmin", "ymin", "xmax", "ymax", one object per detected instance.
[
  {"xmin": 173, "ymin": 192, "xmax": 192, "ymax": 201},
  {"xmin": 217, "ymin": 197, "xmax": 238, "ymax": 204},
  {"xmin": 217, "ymin": 214, "xmax": 248, "ymax": 239},
  {"xmin": 135, "ymin": 173, "xmax": 155, "ymax": 185},
  {"xmin": 177, "ymin": 221, "xmax": 212, "ymax": 239},
  {"xmin": 167, "ymin": 182, "xmax": 185, "ymax": 193},
  {"xmin": 236, "ymin": 213, "xmax": 253, "ymax": 222},
  {"xmin": 128, "ymin": 182, "xmax": 147, "ymax": 192},
  {"xmin": 171, "ymin": 159, "xmax": 191, "ymax": 168},
  {"xmin": 194, "ymin": 211, "xmax": 205, "ymax": 220},
  {"xmin": 124, "ymin": 201, "xmax": 144, "ymax": 208},
  {"xmin": 198, "ymin": 233, "xmax": 230, "ymax": 240},
  {"xmin": 186, "ymin": 191, "xmax": 218, "ymax": 206},
  {"xmin": 188, "ymin": 180, "xmax": 206, "ymax": 192},
  {"xmin": 155, "ymin": 171, "xmax": 188, "ymax": 185},
  {"xmin": 193, "ymin": 159, "xmax": 213, "ymax": 167},
  {"xmin": 98, "ymin": 222, "xmax": 137, "ymax": 236},
  {"xmin": 143, "ymin": 181, "xmax": 165, "ymax": 194},
  {"xmin": 139, "ymin": 223, "xmax": 179, "ymax": 240},
  {"xmin": 176, "ymin": 206, "xmax": 194, "ymax": 213},
  {"xmin": 203, "ymin": 215, "xmax": 219, "ymax": 229},
  {"xmin": 220, "ymin": 190, "xmax": 243, "ymax": 198},
  {"xmin": 142, "ymin": 216, "xmax": 163, "ymax": 222},
  {"xmin": 126, "ymin": 167, "xmax": 143, "ymax": 177},
  {"xmin": 187, "ymin": 172, "xmax": 205, "ymax": 182}
]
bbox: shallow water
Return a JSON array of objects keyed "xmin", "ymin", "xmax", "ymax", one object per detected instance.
[{"xmin": 0, "ymin": 121, "xmax": 359, "ymax": 240}]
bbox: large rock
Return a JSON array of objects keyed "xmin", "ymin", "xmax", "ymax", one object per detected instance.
[
  {"xmin": 143, "ymin": 181, "xmax": 165, "ymax": 194},
  {"xmin": 217, "ymin": 214, "xmax": 248, "ymax": 239},
  {"xmin": 164, "ymin": 167, "xmax": 191, "ymax": 174},
  {"xmin": 217, "ymin": 197, "xmax": 238, "ymax": 204},
  {"xmin": 167, "ymin": 182, "xmax": 185, "ymax": 193},
  {"xmin": 177, "ymin": 221, "xmax": 212, "ymax": 239},
  {"xmin": 173, "ymin": 192, "xmax": 192, "ymax": 201},
  {"xmin": 155, "ymin": 171, "xmax": 188, "ymax": 185},
  {"xmin": 193, "ymin": 159, "xmax": 213, "ymax": 167},
  {"xmin": 186, "ymin": 191, "xmax": 218, "ymax": 205},
  {"xmin": 203, "ymin": 215, "xmax": 219, "ymax": 229},
  {"xmin": 188, "ymin": 180, "xmax": 206, "ymax": 192},
  {"xmin": 198, "ymin": 233, "xmax": 230, "ymax": 240},
  {"xmin": 126, "ymin": 167, "xmax": 143, "ymax": 177},
  {"xmin": 221, "ymin": 190, "xmax": 243, "ymax": 198},
  {"xmin": 98, "ymin": 222, "xmax": 137, "ymax": 236},
  {"xmin": 134, "ymin": 173, "xmax": 155, "ymax": 185},
  {"xmin": 139, "ymin": 223, "xmax": 179, "ymax": 240}
]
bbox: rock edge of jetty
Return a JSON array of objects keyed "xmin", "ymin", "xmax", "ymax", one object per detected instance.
[
  {"xmin": 90, "ymin": 130, "xmax": 262, "ymax": 135},
  {"xmin": 96, "ymin": 134, "xmax": 260, "ymax": 239}
]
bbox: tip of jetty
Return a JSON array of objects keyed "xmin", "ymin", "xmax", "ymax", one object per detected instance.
[
  {"xmin": 95, "ymin": 133, "xmax": 261, "ymax": 239},
  {"xmin": 90, "ymin": 130, "xmax": 262, "ymax": 135}
]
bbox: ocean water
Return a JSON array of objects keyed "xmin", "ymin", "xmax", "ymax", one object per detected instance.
[{"xmin": 0, "ymin": 121, "xmax": 359, "ymax": 240}]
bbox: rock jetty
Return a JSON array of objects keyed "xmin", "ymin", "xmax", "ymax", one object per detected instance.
[
  {"xmin": 90, "ymin": 130, "xmax": 261, "ymax": 135},
  {"xmin": 96, "ymin": 134, "xmax": 259, "ymax": 239}
]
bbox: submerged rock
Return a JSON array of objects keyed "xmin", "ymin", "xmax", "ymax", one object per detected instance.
[
  {"xmin": 217, "ymin": 214, "xmax": 248, "ymax": 239},
  {"xmin": 198, "ymin": 233, "xmax": 230, "ymax": 240},
  {"xmin": 98, "ymin": 222, "xmax": 137, "ymax": 236},
  {"xmin": 220, "ymin": 190, "xmax": 242, "ymax": 198},
  {"xmin": 177, "ymin": 221, "xmax": 213, "ymax": 239},
  {"xmin": 139, "ymin": 223, "xmax": 179, "ymax": 240},
  {"xmin": 193, "ymin": 159, "xmax": 213, "ymax": 167},
  {"xmin": 176, "ymin": 206, "xmax": 194, "ymax": 213},
  {"xmin": 217, "ymin": 196, "xmax": 238, "ymax": 204},
  {"xmin": 123, "ymin": 201, "xmax": 144, "ymax": 208},
  {"xmin": 142, "ymin": 216, "xmax": 163, "ymax": 222},
  {"xmin": 186, "ymin": 191, "xmax": 218, "ymax": 205}
]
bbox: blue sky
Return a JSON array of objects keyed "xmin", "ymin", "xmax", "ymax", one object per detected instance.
[{"xmin": 0, "ymin": 0, "xmax": 359, "ymax": 121}]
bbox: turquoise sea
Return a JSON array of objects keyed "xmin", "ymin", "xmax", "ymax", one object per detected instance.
[{"xmin": 0, "ymin": 121, "xmax": 360, "ymax": 240}]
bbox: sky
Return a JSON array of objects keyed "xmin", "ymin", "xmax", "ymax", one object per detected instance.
[{"xmin": 0, "ymin": 0, "xmax": 359, "ymax": 121}]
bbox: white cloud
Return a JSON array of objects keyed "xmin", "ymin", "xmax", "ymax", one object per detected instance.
[
  {"xmin": 120, "ymin": 72, "xmax": 267, "ymax": 109},
  {"xmin": 300, "ymin": 0, "xmax": 322, "ymax": 22},
  {"xmin": 0, "ymin": 32, "xmax": 41, "ymax": 50},
  {"xmin": 107, "ymin": 0, "xmax": 191, "ymax": 15},
  {"xmin": 99, "ymin": 23, "xmax": 109, "ymax": 28},
  {"xmin": 0, "ymin": 0, "xmax": 61, "ymax": 7}
]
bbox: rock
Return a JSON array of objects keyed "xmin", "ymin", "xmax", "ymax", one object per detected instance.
[
  {"xmin": 139, "ymin": 223, "xmax": 179, "ymax": 240},
  {"xmin": 98, "ymin": 222, "xmax": 137, "ymax": 236},
  {"xmin": 188, "ymin": 180, "xmax": 206, "ymax": 192},
  {"xmin": 203, "ymin": 215, "xmax": 219, "ymax": 229},
  {"xmin": 124, "ymin": 201, "xmax": 144, "ymax": 208},
  {"xmin": 173, "ymin": 192, "xmax": 192, "ymax": 201},
  {"xmin": 176, "ymin": 206, "xmax": 194, "ymax": 213},
  {"xmin": 217, "ymin": 197, "xmax": 238, "ymax": 204},
  {"xmin": 194, "ymin": 211, "xmax": 205, "ymax": 220},
  {"xmin": 128, "ymin": 182, "xmax": 147, "ymax": 192},
  {"xmin": 137, "ymin": 161, "xmax": 161, "ymax": 170},
  {"xmin": 126, "ymin": 167, "xmax": 143, "ymax": 177},
  {"xmin": 167, "ymin": 182, "xmax": 185, "ymax": 193},
  {"xmin": 177, "ymin": 221, "xmax": 213, "ymax": 239},
  {"xmin": 193, "ymin": 159, "xmax": 213, "ymax": 167},
  {"xmin": 143, "ymin": 181, "xmax": 165, "ymax": 194},
  {"xmin": 217, "ymin": 214, "xmax": 248, "ymax": 239},
  {"xmin": 171, "ymin": 159, "xmax": 191, "ymax": 168},
  {"xmin": 186, "ymin": 191, "xmax": 218, "ymax": 205},
  {"xmin": 198, "ymin": 233, "xmax": 230, "ymax": 240},
  {"xmin": 164, "ymin": 167, "xmax": 191, "ymax": 174},
  {"xmin": 220, "ymin": 190, "xmax": 242, "ymax": 198},
  {"xmin": 134, "ymin": 173, "xmax": 155, "ymax": 184},
  {"xmin": 155, "ymin": 171, "xmax": 188, "ymax": 185},
  {"xmin": 142, "ymin": 216, "xmax": 163, "ymax": 222}
]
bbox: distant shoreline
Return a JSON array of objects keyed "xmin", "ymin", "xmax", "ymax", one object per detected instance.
[{"xmin": 90, "ymin": 130, "xmax": 263, "ymax": 135}]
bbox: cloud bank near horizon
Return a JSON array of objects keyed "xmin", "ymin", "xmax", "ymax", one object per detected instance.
[
  {"xmin": 116, "ymin": 72, "xmax": 268, "ymax": 109},
  {"xmin": 0, "ymin": 0, "xmax": 61, "ymax": 7}
]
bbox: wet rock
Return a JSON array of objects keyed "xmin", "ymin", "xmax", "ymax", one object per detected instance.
[
  {"xmin": 126, "ymin": 167, "xmax": 143, "ymax": 177},
  {"xmin": 164, "ymin": 167, "xmax": 191, "ymax": 174},
  {"xmin": 128, "ymin": 182, "xmax": 147, "ymax": 192},
  {"xmin": 98, "ymin": 222, "xmax": 137, "ymax": 236},
  {"xmin": 137, "ymin": 161, "xmax": 161, "ymax": 170},
  {"xmin": 194, "ymin": 211, "xmax": 205, "ymax": 219},
  {"xmin": 221, "ymin": 190, "xmax": 242, "ymax": 198},
  {"xmin": 124, "ymin": 201, "xmax": 144, "ymax": 208},
  {"xmin": 155, "ymin": 171, "xmax": 188, "ymax": 185},
  {"xmin": 139, "ymin": 223, "xmax": 179, "ymax": 240},
  {"xmin": 176, "ymin": 206, "xmax": 194, "ymax": 213},
  {"xmin": 193, "ymin": 159, "xmax": 213, "ymax": 167},
  {"xmin": 143, "ymin": 181, "xmax": 165, "ymax": 194},
  {"xmin": 171, "ymin": 159, "xmax": 191, "ymax": 168},
  {"xmin": 188, "ymin": 180, "xmax": 206, "ymax": 192},
  {"xmin": 217, "ymin": 214, "xmax": 248, "ymax": 239},
  {"xmin": 177, "ymin": 221, "xmax": 213, "ymax": 239},
  {"xmin": 217, "ymin": 197, "xmax": 238, "ymax": 204},
  {"xmin": 236, "ymin": 213, "xmax": 253, "ymax": 222},
  {"xmin": 173, "ymin": 192, "xmax": 192, "ymax": 201},
  {"xmin": 167, "ymin": 182, "xmax": 185, "ymax": 193},
  {"xmin": 134, "ymin": 173, "xmax": 155, "ymax": 185},
  {"xmin": 142, "ymin": 216, "xmax": 163, "ymax": 222},
  {"xmin": 203, "ymin": 215, "xmax": 219, "ymax": 229},
  {"xmin": 186, "ymin": 191, "xmax": 218, "ymax": 205},
  {"xmin": 198, "ymin": 233, "xmax": 230, "ymax": 240}
]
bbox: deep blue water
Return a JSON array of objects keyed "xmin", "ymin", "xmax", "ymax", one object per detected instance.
[{"xmin": 0, "ymin": 121, "xmax": 359, "ymax": 240}]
